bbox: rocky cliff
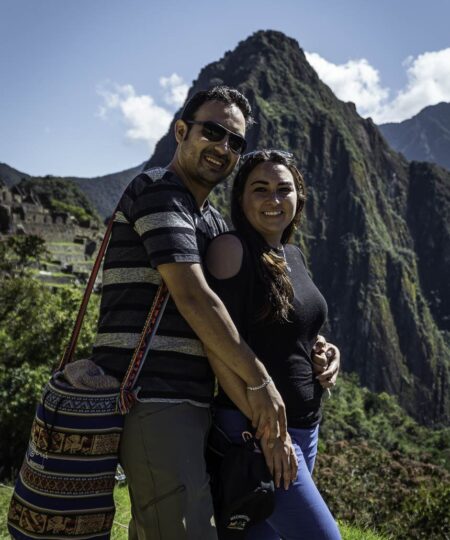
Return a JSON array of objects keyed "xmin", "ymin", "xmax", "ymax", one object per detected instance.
[{"xmin": 146, "ymin": 30, "xmax": 450, "ymax": 425}]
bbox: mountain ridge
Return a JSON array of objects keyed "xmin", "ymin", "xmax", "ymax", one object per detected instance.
[
  {"xmin": 0, "ymin": 162, "xmax": 143, "ymax": 219},
  {"xmin": 379, "ymin": 102, "xmax": 450, "ymax": 170}
]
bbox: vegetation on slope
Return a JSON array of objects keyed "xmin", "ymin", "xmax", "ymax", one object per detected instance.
[{"xmin": 18, "ymin": 176, "xmax": 101, "ymax": 225}]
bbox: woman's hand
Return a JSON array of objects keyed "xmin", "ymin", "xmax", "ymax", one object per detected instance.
[
  {"xmin": 260, "ymin": 430, "xmax": 298, "ymax": 490},
  {"xmin": 312, "ymin": 335, "xmax": 340, "ymax": 389}
]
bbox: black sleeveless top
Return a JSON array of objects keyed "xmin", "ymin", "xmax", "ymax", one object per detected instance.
[{"xmin": 206, "ymin": 233, "xmax": 328, "ymax": 428}]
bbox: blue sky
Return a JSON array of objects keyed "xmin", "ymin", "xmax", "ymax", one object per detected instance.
[{"xmin": 1, "ymin": 0, "xmax": 449, "ymax": 177}]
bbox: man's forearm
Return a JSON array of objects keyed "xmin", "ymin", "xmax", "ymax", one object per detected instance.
[
  {"xmin": 175, "ymin": 284, "xmax": 268, "ymax": 385},
  {"xmin": 158, "ymin": 262, "xmax": 269, "ymax": 385},
  {"xmin": 205, "ymin": 348, "xmax": 252, "ymax": 419}
]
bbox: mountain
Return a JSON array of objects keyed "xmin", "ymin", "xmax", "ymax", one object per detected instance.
[
  {"xmin": 0, "ymin": 163, "xmax": 143, "ymax": 219},
  {"xmin": 379, "ymin": 102, "xmax": 450, "ymax": 170},
  {"xmin": 71, "ymin": 164, "xmax": 144, "ymax": 218},
  {"xmin": 0, "ymin": 163, "xmax": 31, "ymax": 186},
  {"xmin": 146, "ymin": 30, "xmax": 450, "ymax": 425}
]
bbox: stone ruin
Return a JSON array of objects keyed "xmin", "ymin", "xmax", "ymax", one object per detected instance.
[{"xmin": 0, "ymin": 181, "xmax": 100, "ymax": 243}]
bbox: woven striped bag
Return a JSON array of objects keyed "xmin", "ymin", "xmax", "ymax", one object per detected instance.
[{"xmin": 8, "ymin": 214, "xmax": 169, "ymax": 539}]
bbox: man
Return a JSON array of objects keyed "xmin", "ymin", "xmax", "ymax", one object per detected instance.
[{"xmin": 91, "ymin": 86, "xmax": 339, "ymax": 539}]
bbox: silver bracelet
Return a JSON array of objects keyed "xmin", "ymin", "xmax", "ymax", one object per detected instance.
[{"xmin": 246, "ymin": 376, "xmax": 273, "ymax": 392}]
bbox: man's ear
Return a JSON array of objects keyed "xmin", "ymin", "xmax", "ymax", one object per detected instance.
[{"xmin": 174, "ymin": 120, "xmax": 187, "ymax": 144}]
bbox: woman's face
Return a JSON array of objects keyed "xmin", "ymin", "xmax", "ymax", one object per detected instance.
[{"xmin": 241, "ymin": 161, "xmax": 297, "ymax": 247}]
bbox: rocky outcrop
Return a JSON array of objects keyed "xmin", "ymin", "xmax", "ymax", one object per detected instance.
[{"xmin": 145, "ymin": 30, "xmax": 450, "ymax": 425}]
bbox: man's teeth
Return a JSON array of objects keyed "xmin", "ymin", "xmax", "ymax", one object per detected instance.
[
  {"xmin": 205, "ymin": 156, "xmax": 222, "ymax": 166},
  {"xmin": 263, "ymin": 211, "xmax": 282, "ymax": 216}
]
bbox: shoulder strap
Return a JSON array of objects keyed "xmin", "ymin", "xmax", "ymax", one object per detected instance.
[
  {"xmin": 58, "ymin": 214, "xmax": 116, "ymax": 370},
  {"xmin": 57, "ymin": 209, "xmax": 170, "ymax": 413}
]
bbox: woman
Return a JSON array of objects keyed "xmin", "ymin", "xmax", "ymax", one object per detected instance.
[{"xmin": 205, "ymin": 150, "xmax": 341, "ymax": 540}]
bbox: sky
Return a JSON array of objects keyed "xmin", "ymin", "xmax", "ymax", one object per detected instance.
[{"xmin": 1, "ymin": 0, "xmax": 450, "ymax": 178}]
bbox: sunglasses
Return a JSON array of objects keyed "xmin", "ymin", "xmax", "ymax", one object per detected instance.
[
  {"xmin": 185, "ymin": 120, "xmax": 247, "ymax": 154},
  {"xmin": 242, "ymin": 149, "xmax": 294, "ymax": 162}
]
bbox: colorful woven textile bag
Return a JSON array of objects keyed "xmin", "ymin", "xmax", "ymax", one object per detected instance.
[{"xmin": 7, "ymin": 214, "xmax": 169, "ymax": 539}]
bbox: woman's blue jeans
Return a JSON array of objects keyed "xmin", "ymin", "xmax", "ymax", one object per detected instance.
[{"xmin": 214, "ymin": 409, "xmax": 341, "ymax": 540}]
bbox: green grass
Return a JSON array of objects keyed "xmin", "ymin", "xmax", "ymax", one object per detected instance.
[
  {"xmin": 0, "ymin": 484, "xmax": 12, "ymax": 539},
  {"xmin": 112, "ymin": 484, "xmax": 131, "ymax": 539},
  {"xmin": 47, "ymin": 242, "xmax": 82, "ymax": 247},
  {"xmin": 338, "ymin": 522, "xmax": 389, "ymax": 540},
  {"xmin": 0, "ymin": 481, "xmax": 387, "ymax": 539}
]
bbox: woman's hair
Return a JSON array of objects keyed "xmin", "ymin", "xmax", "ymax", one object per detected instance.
[{"xmin": 231, "ymin": 150, "xmax": 306, "ymax": 323}]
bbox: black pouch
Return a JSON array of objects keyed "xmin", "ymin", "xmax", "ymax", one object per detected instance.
[{"xmin": 206, "ymin": 423, "xmax": 275, "ymax": 539}]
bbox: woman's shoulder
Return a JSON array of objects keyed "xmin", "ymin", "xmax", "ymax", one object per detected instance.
[
  {"xmin": 285, "ymin": 243, "xmax": 308, "ymax": 268},
  {"xmin": 205, "ymin": 232, "xmax": 245, "ymax": 280}
]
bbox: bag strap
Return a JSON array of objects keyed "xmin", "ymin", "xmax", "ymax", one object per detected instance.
[
  {"xmin": 58, "ymin": 214, "xmax": 116, "ymax": 371},
  {"xmin": 118, "ymin": 281, "xmax": 168, "ymax": 413},
  {"xmin": 57, "ymin": 210, "xmax": 170, "ymax": 413}
]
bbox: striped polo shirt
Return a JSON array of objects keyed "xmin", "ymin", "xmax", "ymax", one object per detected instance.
[{"xmin": 91, "ymin": 168, "xmax": 228, "ymax": 405}]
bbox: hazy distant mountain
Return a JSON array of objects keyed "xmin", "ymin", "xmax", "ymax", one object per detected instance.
[
  {"xmin": 147, "ymin": 30, "xmax": 450, "ymax": 425},
  {"xmin": 0, "ymin": 163, "xmax": 144, "ymax": 219},
  {"xmin": 379, "ymin": 102, "xmax": 450, "ymax": 170},
  {"xmin": 71, "ymin": 164, "xmax": 144, "ymax": 218}
]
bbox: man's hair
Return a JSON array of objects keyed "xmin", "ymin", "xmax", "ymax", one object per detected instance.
[{"xmin": 180, "ymin": 86, "xmax": 253, "ymax": 125}]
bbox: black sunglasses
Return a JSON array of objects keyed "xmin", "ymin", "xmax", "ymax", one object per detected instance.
[
  {"xmin": 242, "ymin": 149, "xmax": 294, "ymax": 161},
  {"xmin": 185, "ymin": 120, "xmax": 247, "ymax": 154}
]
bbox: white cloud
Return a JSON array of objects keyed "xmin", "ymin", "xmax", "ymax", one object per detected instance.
[
  {"xmin": 305, "ymin": 48, "xmax": 450, "ymax": 123},
  {"xmin": 96, "ymin": 82, "xmax": 173, "ymax": 151},
  {"xmin": 159, "ymin": 73, "xmax": 189, "ymax": 108},
  {"xmin": 305, "ymin": 52, "xmax": 389, "ymax": 119},
  {"xmin": 376, "ymin": 48, "xmax": 450, "ymax": 123}
]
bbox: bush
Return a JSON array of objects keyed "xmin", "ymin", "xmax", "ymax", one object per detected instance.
[
  {"xmin": 0, "ymin": 275, "xmax": 99, "ymax": 475},
  {"xmin": 315, "ymin": 441, "xmax": 450, "ymax": 539}
]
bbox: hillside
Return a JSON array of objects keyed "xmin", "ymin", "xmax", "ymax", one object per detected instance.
[
  {"xmin": 0, "ymin": 163, "xmax": 143, "ymax": 219},
  {"xmin": 146, "ymin": 30, "xmax": 450, "ymax": 425},
  {"xmin": 379, "ymin": 102, "xmax": 450, "ymax": 170}
]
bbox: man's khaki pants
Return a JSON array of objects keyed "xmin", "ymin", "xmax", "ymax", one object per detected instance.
[{"xmin": 119, "ymin": 401, "xmax": 217, "ymax": 540}]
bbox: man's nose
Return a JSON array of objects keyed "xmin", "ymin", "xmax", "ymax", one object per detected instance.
[{"xmin": 213, "ymin": 135, "xmax": 230, "ymax": 154}]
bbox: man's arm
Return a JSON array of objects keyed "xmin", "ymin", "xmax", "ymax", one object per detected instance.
[{"xmin": 157, "ymin": 261, "xmax": 287, "ymax": 445}]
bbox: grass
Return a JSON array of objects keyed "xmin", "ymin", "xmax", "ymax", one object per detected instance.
[
  {"xmin": 112, "ymin": 484, "xmax": 131, "ymax": 539},
  {"xmin": 338, "ymin": 522, "xmax": 390, "ymax": 540},
  {"xmin": 0, "ymin": 484, "xmax": 10, "ymax": 539},
  {"xmin": 0, "ymin": 482, "xmax": 387, "ymax": 540}
]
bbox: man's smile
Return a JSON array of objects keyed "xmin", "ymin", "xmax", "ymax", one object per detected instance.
[{"xmin": 203, "ymin": 153, "xmax": 227, "ymax": 170}]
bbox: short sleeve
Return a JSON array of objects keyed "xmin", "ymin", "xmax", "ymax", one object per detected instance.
[{"xmin": 120, "ymin": 173, "xmax": 202, "ymax": 268}]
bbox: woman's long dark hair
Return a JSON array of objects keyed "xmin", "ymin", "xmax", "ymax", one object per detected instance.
[{"xmin": 231, "ymin": 150, "xmax": 306, "ymax": 323}]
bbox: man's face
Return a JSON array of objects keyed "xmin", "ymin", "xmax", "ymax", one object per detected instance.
[{"xmin": 176, "ymin": 100, "xmax": 246, "ymax": 189}]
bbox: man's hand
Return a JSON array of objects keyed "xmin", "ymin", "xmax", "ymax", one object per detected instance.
[
  {"xmin": 247, "ymin": 382, "xmax": 287, "ymax": 448},
  {"xmin": 260, "ymin": 431, "xmax": 298, "ymax": 490},
  {"xmin": 312, "ymin": 335, "xmax": 340, "ymax": 389}
]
